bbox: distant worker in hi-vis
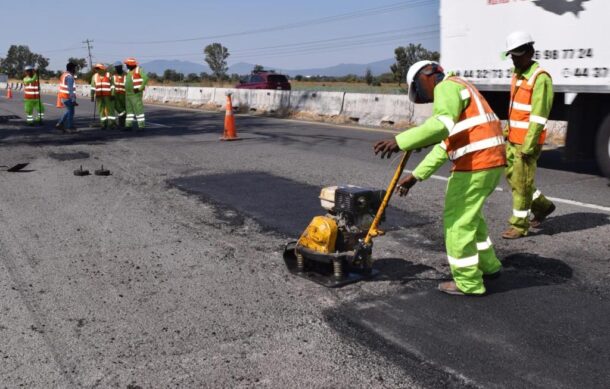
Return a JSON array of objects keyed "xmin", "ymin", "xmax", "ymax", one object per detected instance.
[
  {"xmin": 501, "ymin": 31, "xmax": 556, "ymax": 239},
  {"xmin": 373, "ymin": 61, "xmax": 506, "ymax": 296},
  {"xmin": 123, "ymin": 57, "xmax": 148, "ymax": 129},
  {"xmin": 23, "ymin": 65, "xmax": 44, "ymax": 125},
  {"xmin": 112, "ymin": 61, "xmax": 127, "ymax": 127},
  {"xmin": 90, "ymin": 63, "xmax": 116, "ymax": 128}
]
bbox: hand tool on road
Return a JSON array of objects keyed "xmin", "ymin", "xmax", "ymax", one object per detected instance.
[
  {"xmin": 94, "ymin": 165, "xmax": 111, "ymax": 176},
  {"xmin": 0, "ymin": 163, "xmax": 29, "ymax": 172},
  {"xmin": 73, "ymin": 165, "xmax": 90, "ymax": 176},
  {"xmin": 283, "ymin": 151, "xmax": 413, "ymax": 287}
]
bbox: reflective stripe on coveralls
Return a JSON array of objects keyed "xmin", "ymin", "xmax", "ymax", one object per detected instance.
[{"xmin": 113, "ymin": 74, "xmax": 126, "ymax": 94}]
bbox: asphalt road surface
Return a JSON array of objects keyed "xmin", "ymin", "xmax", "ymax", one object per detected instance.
[{"xmin": 1, "ymin": 92, "xmax": 609, "ymax": 388}]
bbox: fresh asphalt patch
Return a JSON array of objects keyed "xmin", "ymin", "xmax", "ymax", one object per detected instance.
[{"xmin": 168, "ymin": 171, "xmax": 426, "ymax": 238}]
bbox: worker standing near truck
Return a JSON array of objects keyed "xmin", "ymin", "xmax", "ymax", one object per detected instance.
[
  {"xmin": 501, "ymin": 31, "xmax": 556, "ymax": 239},
  {"xmin": 374, "ymin": 61, "xmax": 506, "ymax": 296}
]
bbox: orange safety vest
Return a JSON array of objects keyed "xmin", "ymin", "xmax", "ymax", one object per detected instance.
[
  {"xmin": 131, "ymin": 66, "xmax": 143, "ymax": 90},
  {"xmin": 113, "ymin": 74, "xmax": 125, "ymax": 94},
  {"xmin": 92, "ymin": 72, "xmax": 112, "ymax": 97},
  {"xmin": 58, "ymin": 72, "xmax": 73, "ymax": 99},
  {"xmin": 438, "ymin": 77, "xmax": 506, "ymax": 172},
  {"xmin": 508, "ymin": 67, "xmax": 550, "ymax": 145},
  {"xmin": 24, "ymin": 78, "xmax": 40, "ymax": 100}
]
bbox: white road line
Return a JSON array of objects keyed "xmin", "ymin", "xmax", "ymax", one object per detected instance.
[
  {"xmin": 43, "ymin": 103, "xmax": 53, "ymax": 106},
  {"xmin": 147, "ymin": 122, "xmax": 170, "ymax": 128},
  {"xmin": 410, "ymin": 170, "xmax": 610, "ymax": 213}
]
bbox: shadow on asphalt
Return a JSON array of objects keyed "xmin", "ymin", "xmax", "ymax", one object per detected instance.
[
  {"xmin": 323, "ymin": 252, "xmax": 608, "ymax": 388},
  {"xmin": 0, "ymin": 107, "xmax": 363, "ymax": 149},
  {"xmin": 373, "ymin": 258, "xmax": 441, "ymax": 283},
  {"xmin": 534, "ymin": 212, "xmax": 610, "ymax": 235},
  {"xmin": 538, "ymin": 147, "xmax": 601, "ymax": 176}
]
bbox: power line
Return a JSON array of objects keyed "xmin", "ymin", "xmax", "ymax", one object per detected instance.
[
  {"xmin": 94, "ymin": 24, "xmax": 439, "ymax": 61},
  {"xmin": 95, "ymin": 0, "xmax": 435, "ymax": 45}
]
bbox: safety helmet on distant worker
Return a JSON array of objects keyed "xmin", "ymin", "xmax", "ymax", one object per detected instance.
[
  {"xmin": 113, "ymin": 61, "xmax": 123, "ymax": 67},
  {"xmin": 94, "ymin": 63, "xmax": 107, "ymax": 71},
  {"xmin": 24, "ymin": 65, "xmax": 34, "ymax": 71},
  {"xmin": 123, "ymin": 57, "xmax": 138, "ymax": 66},
  {"xmin": 406, "ymin": 60, "xmax": 444, "ymax": 103},
  {"xmin": 503, "ymin": 31, "xmax": 535, "ymax": 58}
]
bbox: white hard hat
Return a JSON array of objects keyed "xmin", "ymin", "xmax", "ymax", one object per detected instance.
[
  {"xmin": 504, "ymin": 31, "xmax": 534, "ymax": 57},
  {"xmin": 406, "ymin": 60, "xmax": 440, "ymax": 103},
  {"xmin": 24, "ymin": 65, "xmax": 34, "ymax": 71}
]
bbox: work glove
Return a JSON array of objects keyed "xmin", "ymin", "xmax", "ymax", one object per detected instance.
[
  {"xmin": 373, "ymin": 139, "xmax": 400, "ymax": 159},
  {"xmin": 110, "ymin": 95, "xmax": 115, "ymax": 101},
  {"xmin": 396, "ymin": 174, "xmax": 418, "ymax": 197},
  {"xmin": 90, "ymin": 96, "xmax": 94, "ymax": 102},
  {"xmin": 133, "ymin": 88, "xmax": 140, "ymax": 94},
  {"xmin": 519, "ymin": 151, "xmax": 532, "ymax": 162}
]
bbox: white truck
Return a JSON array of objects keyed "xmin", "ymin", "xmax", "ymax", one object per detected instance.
[{"xmin": 440, "ymin": 0, "xmax": 610, "ymax": 178}]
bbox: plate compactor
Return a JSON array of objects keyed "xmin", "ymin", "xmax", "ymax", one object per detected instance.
[{"xmin": 284, "ymin": 151, "xmax": 412, "ymax": 287}]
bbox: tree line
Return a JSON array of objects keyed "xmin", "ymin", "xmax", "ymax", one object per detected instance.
[{"xmin": 1, "ymin": 43, "xmax": 439, "ymax": 85}]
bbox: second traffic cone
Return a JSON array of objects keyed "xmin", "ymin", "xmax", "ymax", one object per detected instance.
[
  {"xmin": 6, "ymin": 86, "xmax": 12, "ymax": 99},
  {"xmin": 221, "ymin": 93, "xmax": 239, "ymax": 141},
  {"xmin": 55, "ymin": 93, "xmax": 64, "ymax": 108}
]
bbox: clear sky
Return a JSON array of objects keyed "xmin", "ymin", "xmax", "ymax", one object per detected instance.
[{"xmin": 0, "ymin": 0, "xmax": 439, "ymax": 71}]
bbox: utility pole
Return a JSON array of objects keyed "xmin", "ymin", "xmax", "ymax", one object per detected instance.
[{"xmin": 82, "ymin": 39, "xmax": 94, "ymax": 70}]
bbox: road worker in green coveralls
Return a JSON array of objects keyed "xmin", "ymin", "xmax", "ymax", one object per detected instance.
[
  {"xmin": 123, "ymin": 57, "xmax": 148, "ymax": 129},
  {"xmin": 112, "ymin": 61, "xmax": 127, "ymax": 128},
  {"xmin": 90, "ymin": 63, "xmax": 116, "ymax": 128},
  {"xmin": 501, "ymin": 31, "xmax": 556, "ymax": 239},
  {"xmin": 23, "ymin": 65, "xmax": 44, "ymax": 125},
  {"xmin": 374, "ymin": 61, "xmax": 507, "ymax": 296}
]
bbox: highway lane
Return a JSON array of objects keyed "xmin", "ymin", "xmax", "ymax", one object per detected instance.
[{"xmin": 1, "ymin": 92, "xmax": 609, "ymax": 387}]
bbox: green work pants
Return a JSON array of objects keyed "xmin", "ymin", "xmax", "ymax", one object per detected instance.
[
  {"xmin": 126, "ymin": 93, "xmax": 145, "ymax": 128},
  {"xmin": 444, "ymin": 167, "xmax": 503, "ymax": 295},
  {"xmin": 96, "ymin": 96, "xmax": 115, "ymax": 127},
  {"xmin": 24, "ymin": 99, "xmax": 44, "ymax": 124},
  {"xmin": 114, "ymin": 93, "xmax": 126, "ymax": 125},
  {"xmin": 505, "ymin": 142, "xmax": 554, "ymax": 234}
]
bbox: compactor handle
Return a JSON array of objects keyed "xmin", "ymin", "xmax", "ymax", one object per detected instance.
[{"xmin": 364, "ymin": 151, "xmax": 412, "ymax": 245}]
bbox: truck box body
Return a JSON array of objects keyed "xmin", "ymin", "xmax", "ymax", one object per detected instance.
[
  {"xmin": 440, "ymin": 0, "xmax": 610, "ymax": 178},
  {"xmin": 440, "ymin": 0, "xmax": 609, "ymax": 93}
]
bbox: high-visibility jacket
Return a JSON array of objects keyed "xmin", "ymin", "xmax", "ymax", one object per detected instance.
[
  {"xmin": 437, "ymin": 77, "xmax": 506, "ymax": 172},
  {"xmin": 58, "ymin": 72, "xmax": 73, "ymax": 99},
  {"xmin": 508, "ymin": 67, "xmax": 550, "ymax": 145},
  {"xmin": 91, "ymin": 72, "xmax": 112, "ymax": 97},
  {"xmin": 128, "ymin": 66, "xmax": 144, "ymax": 91},
  {"xmin": 113, "ymin": 74, "xmax": 125, "ymax": 95},
  {"xmin": 23, "ymin": 74, "xmax": 40, "ymax": 100}
]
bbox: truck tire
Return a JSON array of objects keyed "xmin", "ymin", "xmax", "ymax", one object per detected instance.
[{"xmin": 596, "ymin": 115, "xmax": 610, "ymax": 179}]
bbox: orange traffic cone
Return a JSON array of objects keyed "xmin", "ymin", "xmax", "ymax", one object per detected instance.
[
  {"xmin": 55, "ymin": 93, "xmax": 64, "ymax": 108},
  {"xmin": 221, "ymin": 93, "xmax": 240, "ymax": 141},
  {"xmin": 6, "ymin": 86, "xmax": 12, "ymax": 99}
]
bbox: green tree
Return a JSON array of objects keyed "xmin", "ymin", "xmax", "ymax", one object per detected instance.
[
  {"xmin": 68, "ymin": 57, "xmax": 88, "ymax": 71},
  {"xmin": 364, "ymin": 67, "xmax": 374, "ymax": 86},
  {"xmin": 390, "ymin": 43, "xmax": 440, "ymax": 85},
  {"xmin": 186, "ymin": 73, "xmax": 200, "ymax": 83},
  {"xmin": 253, "ymin": 64, "xmax": 264, "ymax": 72},
  {"xmin": 204, "ymin": 43, "xmax": 230, "ymax": 81},
  {"xmin": 0, "ymin": 45, "xmax": 49, "ymax": 78},
  {"xmin": 294, "ymin": 75, "xmax": 304, "ymax": 81}
]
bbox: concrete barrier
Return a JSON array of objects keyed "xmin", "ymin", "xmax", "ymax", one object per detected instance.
[
  {"xmin": 249, "ymin": 90, "xmax": 291, "ymax": 113},
  {"xmin": 290, "ymin": 90, "xmax": 345, "ymax": 116},
  {"xmin": 186, "ymin": 87, "xmax": 214, "ymax": 106}
]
